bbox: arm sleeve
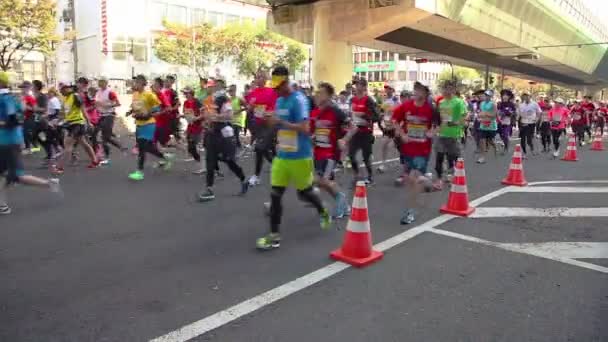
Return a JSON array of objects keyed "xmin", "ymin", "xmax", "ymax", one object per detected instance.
[
  {"xmin": 294, "ymin": 94, "xmax": 309, "ymax": 122},
  {"xmin": 333, "ymin": 104, "xmax": 348, "ymax": 126},
  {"xmin": 366, "ymin": 96, "xmax": 380, "ymax": 121}
]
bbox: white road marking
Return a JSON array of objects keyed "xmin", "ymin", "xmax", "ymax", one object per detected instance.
[
  {"xmin": 427, "ymin": 228, "xmax": 608, "ymax": 274},
  {"xmin": 498, "ymin": 242, "xmax": 608, "ymax": 259},
  {"xmin": 149, "ymin": 180, "xmax": 608, "ymax": 342},
  {"xmin": 528, "ymin": 180, "xmax": 608, "ymax": 186},
  {"xmin": 471, "ymin": 207, "xmax": 608, "ymax": 218},
  {"xmin": 507, "ymin": 186, "xmax": 608, "ymax": 193}
]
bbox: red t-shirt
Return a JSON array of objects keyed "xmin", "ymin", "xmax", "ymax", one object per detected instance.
[
  {"xmin": 598, "ymin": 107, "xmax": 607, "ymax": 122},
  {"xmin": 350, "ymin": 95, "xmax": 375, "ymax": 134},
  {"xmin": 22, "ymin": 94, "xmax": 36, "ymax": 120},
  {"xmin": 310, "ymin": 105, "xmax": 347, "ymax": 160},
  {"xmin": 184, "ymin": 98, "xmax": 203, "ymax": 135},
  {"xmin": 154, "ymin": 90, "xmax": 172, "ymax": 128},
  {"xmin": 392, "ymin": 99, "xmax": 434, "ymax": 157},
  {"xmin": 162, "ymin": 88, "xmax": 180, "ymax": 119},
  {"xmin": 569, "ymin": 107, "xmax": 585, "ymax": 126},
  {"xmin": 248, "ymin": 87, "xmax": 277, "ymax": 126}
]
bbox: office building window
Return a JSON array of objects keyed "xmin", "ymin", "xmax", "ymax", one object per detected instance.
[
  {"xmin": 149, "ymin": 1, "xmax": 167, "ymax": 27},
  {"xmin": 361, "ymin": 53, "xmax": 367, "ymax": 63},
  {"xmin": 192, "ymin": 9, "xmax": 206, "ymax": 26},
  {"xmin": 226, "ymin": 14, "xmax": 240, "ymax": 25},
  {"xmin": 167, "ymin": 5, "xmax": 187, "ymax": 24},
  {"xmin": 112, "ymin": 36, "xmax": 148, "ymax": 62},
  {"xmin": 398, "ymin": 71, "xmax": 407, "ymax": 81},
  {"xmin": 207, "ymin": 11, "xmax": 222, "ymax": 26}
]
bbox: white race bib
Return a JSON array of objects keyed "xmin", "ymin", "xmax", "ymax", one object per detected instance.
[
  {"xmin": 315, "ymin": 128, "xmax": 331, "ymax": 148},
  {"xmin": 501, "ymin": 116, "xmax": 511, "ymax": 125},
  {"xmin": 407, "ymin": 123, "xmax": 427, "ymax": 142},
  {"xmin": 221, "ymin": 126, "xmax": 234, "ymax": 138},
  {"xmin": 277, "ymin": 129, "xmax": 298, "ymax": 152},
  {"xmin": 254, "ymin": 105, "xmax": 266, "ymax": 118}
]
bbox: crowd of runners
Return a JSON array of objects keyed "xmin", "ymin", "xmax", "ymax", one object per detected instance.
[{"xmin": 1, "ymin": 68, "xmax": 607, "ymax": 249}]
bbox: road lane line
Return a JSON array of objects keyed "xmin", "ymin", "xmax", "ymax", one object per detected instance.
[
  {"xmin": 498, "ymin": 242, "xmax": 608, "ymax": 259},
  {"xmin": 507, "ymin": 186, "xmax": 608, "ymax": 193},
  {"xmin": 528, "ymin": 180, "xmax": 608, "ymax": 186},
  {"xmin": 149, "ymin": 180, "xmax": 604, "ymax": 342},
  {"xmin": 471, "ymin": 207, "xmax": 608, "ymax": 218},
  {"xmin": 427, "ymin": 228, "xmax": 608, "ymax": 274}
]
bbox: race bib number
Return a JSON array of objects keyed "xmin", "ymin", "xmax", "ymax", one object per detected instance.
[
  {"xmin": 221, "ymin": 126, "xmax": 234, "ymax": 138},
  {"xmin": 352, "ymin": 114, "xmax": 368, "ymax": 126},
  {"xmin": 254, "ymin": 105, "xmax": 266, "ymax": 118},
  {"xmin": 407, "ymin": 123, "xmax": 427, "ymax": 142},
  {"xmin": 277, "ymin": 129, "xmax": 298, "ymax": 152},
  {"xmin": 314, "ymin": 128, "xmax": 331, "ymax": 148},
  {"xmin": 573, "ymin": 114, "xmax": 581, "ymax": 121},
  {"xmin": 501, "ymin": 116, "xmax": 511, "ymax": 125}
]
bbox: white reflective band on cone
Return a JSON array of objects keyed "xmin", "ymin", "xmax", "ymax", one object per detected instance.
[
  {"xmin": 454, "ymin": 168, "xmax": 466, "ymax": 177},
  {"xmin": 509, "ymin": 163, "xmax": 523, "ymax": 170},
  {"xmin": 450, "ymin": 184, "xmax": 468, "ymax": 193},
  {"xmin": 567, "ymin": 146, "xmax": 576, "ymax": 150},
  {"xmin": 351, "ymin": 196, "xmax": 368, "ymax": 210},
  {"xmin": 347, "ymin": 220, "xmax": 370, "ymax": 233},
  {"xmin": 513, "ymin": 152, "xmax": 522, "ymax": 158}
]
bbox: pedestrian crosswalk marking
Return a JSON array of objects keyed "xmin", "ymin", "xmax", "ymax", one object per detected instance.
[
  {"xmin": 471, "ymin": 207, "xmax": 608, "ymax": 218},
  {"xmin": 507, "ymin": 186, "xmax": 608, "ymax": 193},
  {"xmin": 498, "ymin": 242, "xmax": 608, "ymax": 259}
]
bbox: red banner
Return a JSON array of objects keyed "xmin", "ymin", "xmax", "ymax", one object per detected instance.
[{"xmin": 101, "ymin": 0, "xmax": 108, "ymax": 55}]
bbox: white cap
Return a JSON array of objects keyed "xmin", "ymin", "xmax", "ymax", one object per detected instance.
[{"xmin": 554, "ymin": 97, "xmax": 565, "ymax": 104}]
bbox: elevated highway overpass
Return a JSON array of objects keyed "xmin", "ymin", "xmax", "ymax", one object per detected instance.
[{"xmin": 260, "ymin": 0, "xmax": 608, "ymax": 93}]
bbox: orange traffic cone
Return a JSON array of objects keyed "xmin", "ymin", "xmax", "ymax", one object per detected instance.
[
  {"xmin": 502, "ymin": 144, "xmax": 527, "ymax": 186},
  {"xmin": 330, "ymin": 181, "xmax": 383, "ymax": 268},
  {"xmin": 440, "ymin": 158, "xmax": 475, "ymax": 217},
  {"xmin": 562, "ymin": 133, "xmax": 579, "ymax": 161},
  {"xmin": 591, "ymin": 131, "xmax": 605, "ymax": 151}
]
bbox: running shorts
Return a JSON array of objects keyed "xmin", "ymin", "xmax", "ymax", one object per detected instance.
[
  {"xmin": 435, "ymin": 137, "xmax": 461, "ymax": 157},
  {"xmin": 314, "ymin": 158, "xmax": 336, "ymax": 180},
  {"xmin": 479, "ymin": 129, "xmax": 497, "ymax": 140},
  {"xmin": 400, "ymin": 155, "xmax": 429, "ymax": 174},
  {"xmin": 154, "ymin": 125, "xmax": 171, "ymax": 146},
  {"xmin": 271, "ymin": 157, "xmax": 314, "ymax": 191},
  {"xmin": 0, "ymin": 145, "xmax": 25, "ymax": 184},
  {"xmin": 66, "ymin": 124, "xmax": 85, "ymax": 138}
]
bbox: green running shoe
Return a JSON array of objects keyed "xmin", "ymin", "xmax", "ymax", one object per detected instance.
[
  {"xmin": 256, "ymin": 233, "xmax": 281, "ymax": 251},
  {"xmin": 128, "ymin": 170, "xmax": 144, "ymax": 181},
  {"xmin": 320, "ymin": 208, "xmax": 332, "ymax": 230}
]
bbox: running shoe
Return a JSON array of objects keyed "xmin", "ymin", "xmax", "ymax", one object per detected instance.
[
  {"xmin": 0, "ymin": 204, "xmax": 11, "ymax": 215},
  {"xmin": 197, "ymin": 189, "xmax": 215, "ymax": 202},
  {"xmin": 48, "ymin": 178, "xmax": 62, "ymax": 194},
  {"xmin": 128, "ymin": 170, "xmax": 144, "ymax": 181},
  {"xmin": 216, "ymin": 170, "xmax": 225, "ymax": 178},
  {"xmin": 476, "ymin": 157, "xmax": 486, "ymax": 164},
  {"xmin": 320, "ymin": 208, "xmax": 332, "ymax": 230},
  {"xmin": 192, "ymin": 168, "xmax": 206, "ymax": 175},
  {"xmin": 552, "ymin": 150, "xmax": 559, "ymax": 158},
  {"xmin": 87, "ymin": 161, "xmax": 100, "ymax": 169},
  {"xmin": 400, "ymin": 209, "xmax": 416, "ymax": 225},
  {"xmin": 248, "ymin": 175, "xmax": 260, "ymax": 186},
  {"xmin": 51, "ymin": 165, "xmax": 64, "ymax": 175},
  {"xmin": 333, "ymin": 192, "xmax": 348, "ymax": 219},
  {"xmin": 30, "ymin": 146, "xmax": 41, "ymax": 153},
  {"xmin": 256, "ymin": 233, "xmax": 281, "ymax": 251},
  {"xmin": 377, "ymin": 164, "xmax": 386, "ymax": 173},
  {"xmin": 364, "ymin": 177, "xmax": 375, "ymax": 187},
  {"xmin": 239, "ymin": 180, "xmax": 249, "ymax": 196},
  {"xmin": 158, "ymin": 160, "xmax": 172, "ymax": 171},
  {"xmin": 21, "ymin": 149, "xmax": 32, "ymax": 156},
  {"xmin": 99, "ymin": 159, "xmax": 111, "ymax": 166},
  {"xmin": 394, "ymin": 176, "xmax": 404, "ymax": 186}
]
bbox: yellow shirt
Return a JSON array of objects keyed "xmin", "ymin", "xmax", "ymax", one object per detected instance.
[
  {"xmin": 64, "ymin": 93, "xmax": 86, "ymax": 124},
  {"xmin": 131, "ymin": 90, "xmax": 161, "ymax": 126}
]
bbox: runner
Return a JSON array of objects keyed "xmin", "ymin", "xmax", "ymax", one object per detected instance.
[
  {"xmin": 151, "ymin": 77, "xmax": 172, "ymax": 149},
  {"xmin": 164, "ymin": 75, "xmax": 182, "ymax": 144},
  {"xmin": 94, "ymin": 76, "xmax": 126, "ymax": 165},
  {"xmin": 18, "ymin": 81, "xmax": 39, "ymax": 154},
  {"xmin": 597, "ymin": 101, "xmax": 607, "ymax": 136},
  {"xmin": 256, "ymin": 66, "xmax": 332, "ymax": 251},
  {"xmin": 0, "ymin": 71, "xmax": 61, "ymax": 215},
  {"xmin": 310, "ymin": 82, "xmax": 350, "ymax": 218},
  {"xmin": 348, "ymin": 78, "xmax": 379, "ymax": 185},
  {"xmin": 435, "ymin": 80, "xmax": 466, "ymax": 186},
  {"xmin": 581, "ymin": 95, "xmax": 595, "ymax": 143},
  {"xmin": 228, "ymin": 84, "xmax": 247, "ymax": 150},
  {"xmin": 51, "ymin": 83, "xmax": 98, "ymax": 174},
  {"xmin": 196, "ymin": 79, "xmax": 248, "ymax": 202},
  {"xmin": 76, "ymin": 77, "xmax": 100, "ymax": 158},
  {"xmin": 195, "ymin": 77, "xmax": 209, "ymax": 103},
  {"xmin": 32, "ymin": 80, "xmax": 56, "ymax": 166},
  {"xmin": 548, "ymin": 97, "xmax": 569, "ymax": 158},
  {"xmin": 569, "ymin": 100, "xmax": 586, "ymax": 146},
  {"xmin": 247, "ymin": 70, "xmax": 278, "ymax": 187},
  {"xmin": 538, "ymin": 95, "xmax": 552, "ymax": 152},
  {"xmin": 392, "ymin": 82, "xmax": 439, "ymax": 224},
  {"xmin": 377, "ymin": 85, "xmax": 400, "ymax": 173},
  {"xmin": 517, "ymin": 92, "xmax": 541, "ymax": 157},
  {"xmin": 127, "ymin": 74, "xmax": 171, "ymax": 181},
  {"xmin": 182, "ymin": 86, "xmax": 205, "ymax": 174},
  {"xmin": 476, "ymin": 90, "xmax": 498, "ymax": 164},
  {"xmin": 497, "ymin": 89, "xmax": 516, "ymax": 154}
]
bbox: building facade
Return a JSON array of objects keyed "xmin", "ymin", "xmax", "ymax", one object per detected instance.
[
  {"xmin": 352, "ymin": 47, "xmax": 447, "ymax": 91},
  {"xmin": 55, "ymin": 0, "xmax": 268, "ymax": 90}
]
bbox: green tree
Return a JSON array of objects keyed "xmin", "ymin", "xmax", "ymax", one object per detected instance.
[
  {"xmin": 0, "ymin": 0, "xmax": 57, "ymax": 71},
  {"xmin": 438, "ymin": 66, "xmax": 482, "ymax": 92}
]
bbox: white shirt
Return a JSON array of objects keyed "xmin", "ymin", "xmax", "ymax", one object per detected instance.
[
  {"xmin": 47, "ymin": 97, "xmax": 61, "ymax": 115},
  {"xmin": 518, "ymin": 101, "xmax": 541, "ymax": 124}
]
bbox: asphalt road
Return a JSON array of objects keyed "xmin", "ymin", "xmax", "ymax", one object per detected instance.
[{"xmin": 1, "ymin": 131, "xmax": 607, "ymax": 342}]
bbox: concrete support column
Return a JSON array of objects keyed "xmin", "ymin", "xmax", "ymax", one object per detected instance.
[{"xmin": 311, "ymin": 2, "xmax": 353, "ymax": 89}]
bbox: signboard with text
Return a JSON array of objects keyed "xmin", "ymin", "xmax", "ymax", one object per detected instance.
[{"xmin": 354, "ymin": 61, "xmax": 396, "ymax": 72}]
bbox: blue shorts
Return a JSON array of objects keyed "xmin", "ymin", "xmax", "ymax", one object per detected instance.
[
  {"xmin": 136, "ymin": 123, "xmax": 156, "ymax": 141},
  {"xmin": 0, "ymin": 145, "xmax": 25, "ymax": 184},
  {"xmin": 400, "ymin": 155, "xmax": 428, "ymax": 174}
]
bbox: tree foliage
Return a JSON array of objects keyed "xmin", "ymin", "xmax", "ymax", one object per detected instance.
[
  {"xmin": 153, "ymin": 20, "xmax": 307, "ymax": 78},
  {"xmin": 0, "ymin": 0, "xmax": 58, "ymax": 71},
  {"xmin": 438, "ymin": 66, "xmax": 482, "ymax": 92}
]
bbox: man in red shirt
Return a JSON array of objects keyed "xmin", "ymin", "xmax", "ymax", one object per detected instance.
[
  {"xmin": 181, "ymin": 86, "xmax": 205, "ymax": 174},
  {"xmin": 597, "ymin": 101, "xmax": 607, "ymax": 136},
  {"xmin": 569, "ymin": 100, "xmax": 586, "ymax": 146},
  {"xmin": 18, "ymin": 81, "xmax": 39, "ymax": 154},
  {"xmin": 348, "ymin": 78, "xmax": 379, "ymax": 185},
  {"xmin": 152, "ymin": 77, "xmax": 172, "ymax": 148},
  {"xmin": 582, "ymin": 95, "xmax": 595, "ymax": 142},
  {"xmin": 246, "ymin": 70, "xmax": 278, "ymax": 186},
  {"xmin": 392, "ymin": 82, "xmax": 439, "ymax": 224},
  {"xmin": 310, "ymin": 82, "xmax": 349, "ymax": 218},
  {"xmin": 163, "ymin": 75, "xmax": 181, "ymax": 144}
]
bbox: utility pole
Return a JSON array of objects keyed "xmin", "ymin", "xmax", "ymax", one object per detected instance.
[
  {"xmin": 484, "ymin": 65, "xmax": 490, "ymax": 90},
  {"xmin": 69, "ymin": 0, "xmax": 78, "ymax": 80}
]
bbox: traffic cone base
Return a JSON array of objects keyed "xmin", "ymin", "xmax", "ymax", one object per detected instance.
[
  {"xmin": 591, "ymin": 132, "xmax": 605, "ymax": 151},
  {"xmin": 502, "ymin": 144, "xmax": 527, "ymax": 186},
  {"xmin": 330, "ymin": 181, "xmax": 383, "ymax": 268},
  {"xmin": 502, "ymin": 178, "xmax": 528, "ymax": 186},
  {"xmin": 440, "ymin": 204, "xmax": 475, "ymax": 217}
]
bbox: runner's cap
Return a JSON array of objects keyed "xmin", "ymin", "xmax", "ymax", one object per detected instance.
[{"xmin": 554, "ymin": 97, "xmax": 565, "ymax": 104}]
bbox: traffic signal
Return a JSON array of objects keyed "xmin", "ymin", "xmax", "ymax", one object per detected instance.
[{"xmin": 414, "ymin": 58, "xmax": 429, "ymax": 64}]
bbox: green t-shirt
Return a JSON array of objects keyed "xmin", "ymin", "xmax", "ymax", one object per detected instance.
[
  {"xmin": 438, "ymin": 96, "xmax": 466, "ymax": 138},
  {"xmin": 195, "ymin": 88, "xmax": 208, "ymax": 103},
  {"xmin": 231, "ymin": 97, "xmax": 246, "ymax": 127}
]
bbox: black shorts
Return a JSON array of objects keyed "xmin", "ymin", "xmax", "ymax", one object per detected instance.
[
  {"xmin": 66, "ymin": 124, "xmax": 86, "ymax": 138},
  {"xmin": 252, "ymin": 124, "xmax": 277, "ymax": 152},
  {"xmin": 0, "ymin": 145, "xmax": 25, "ymax": 184},
  {"xmin": 314, "ymin": 158, "xmax": 336, "ymax": 180},
  {"xmin": 382, "ymin": 128, "xmax": 395, "ymax": 138},
  {"xmin": 170, "ymin": 117, "xmax": 181, "ymax": 136},
  {"xmin": 479, "ymin": 130, "xmax": 497, "ymax": 140}
]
